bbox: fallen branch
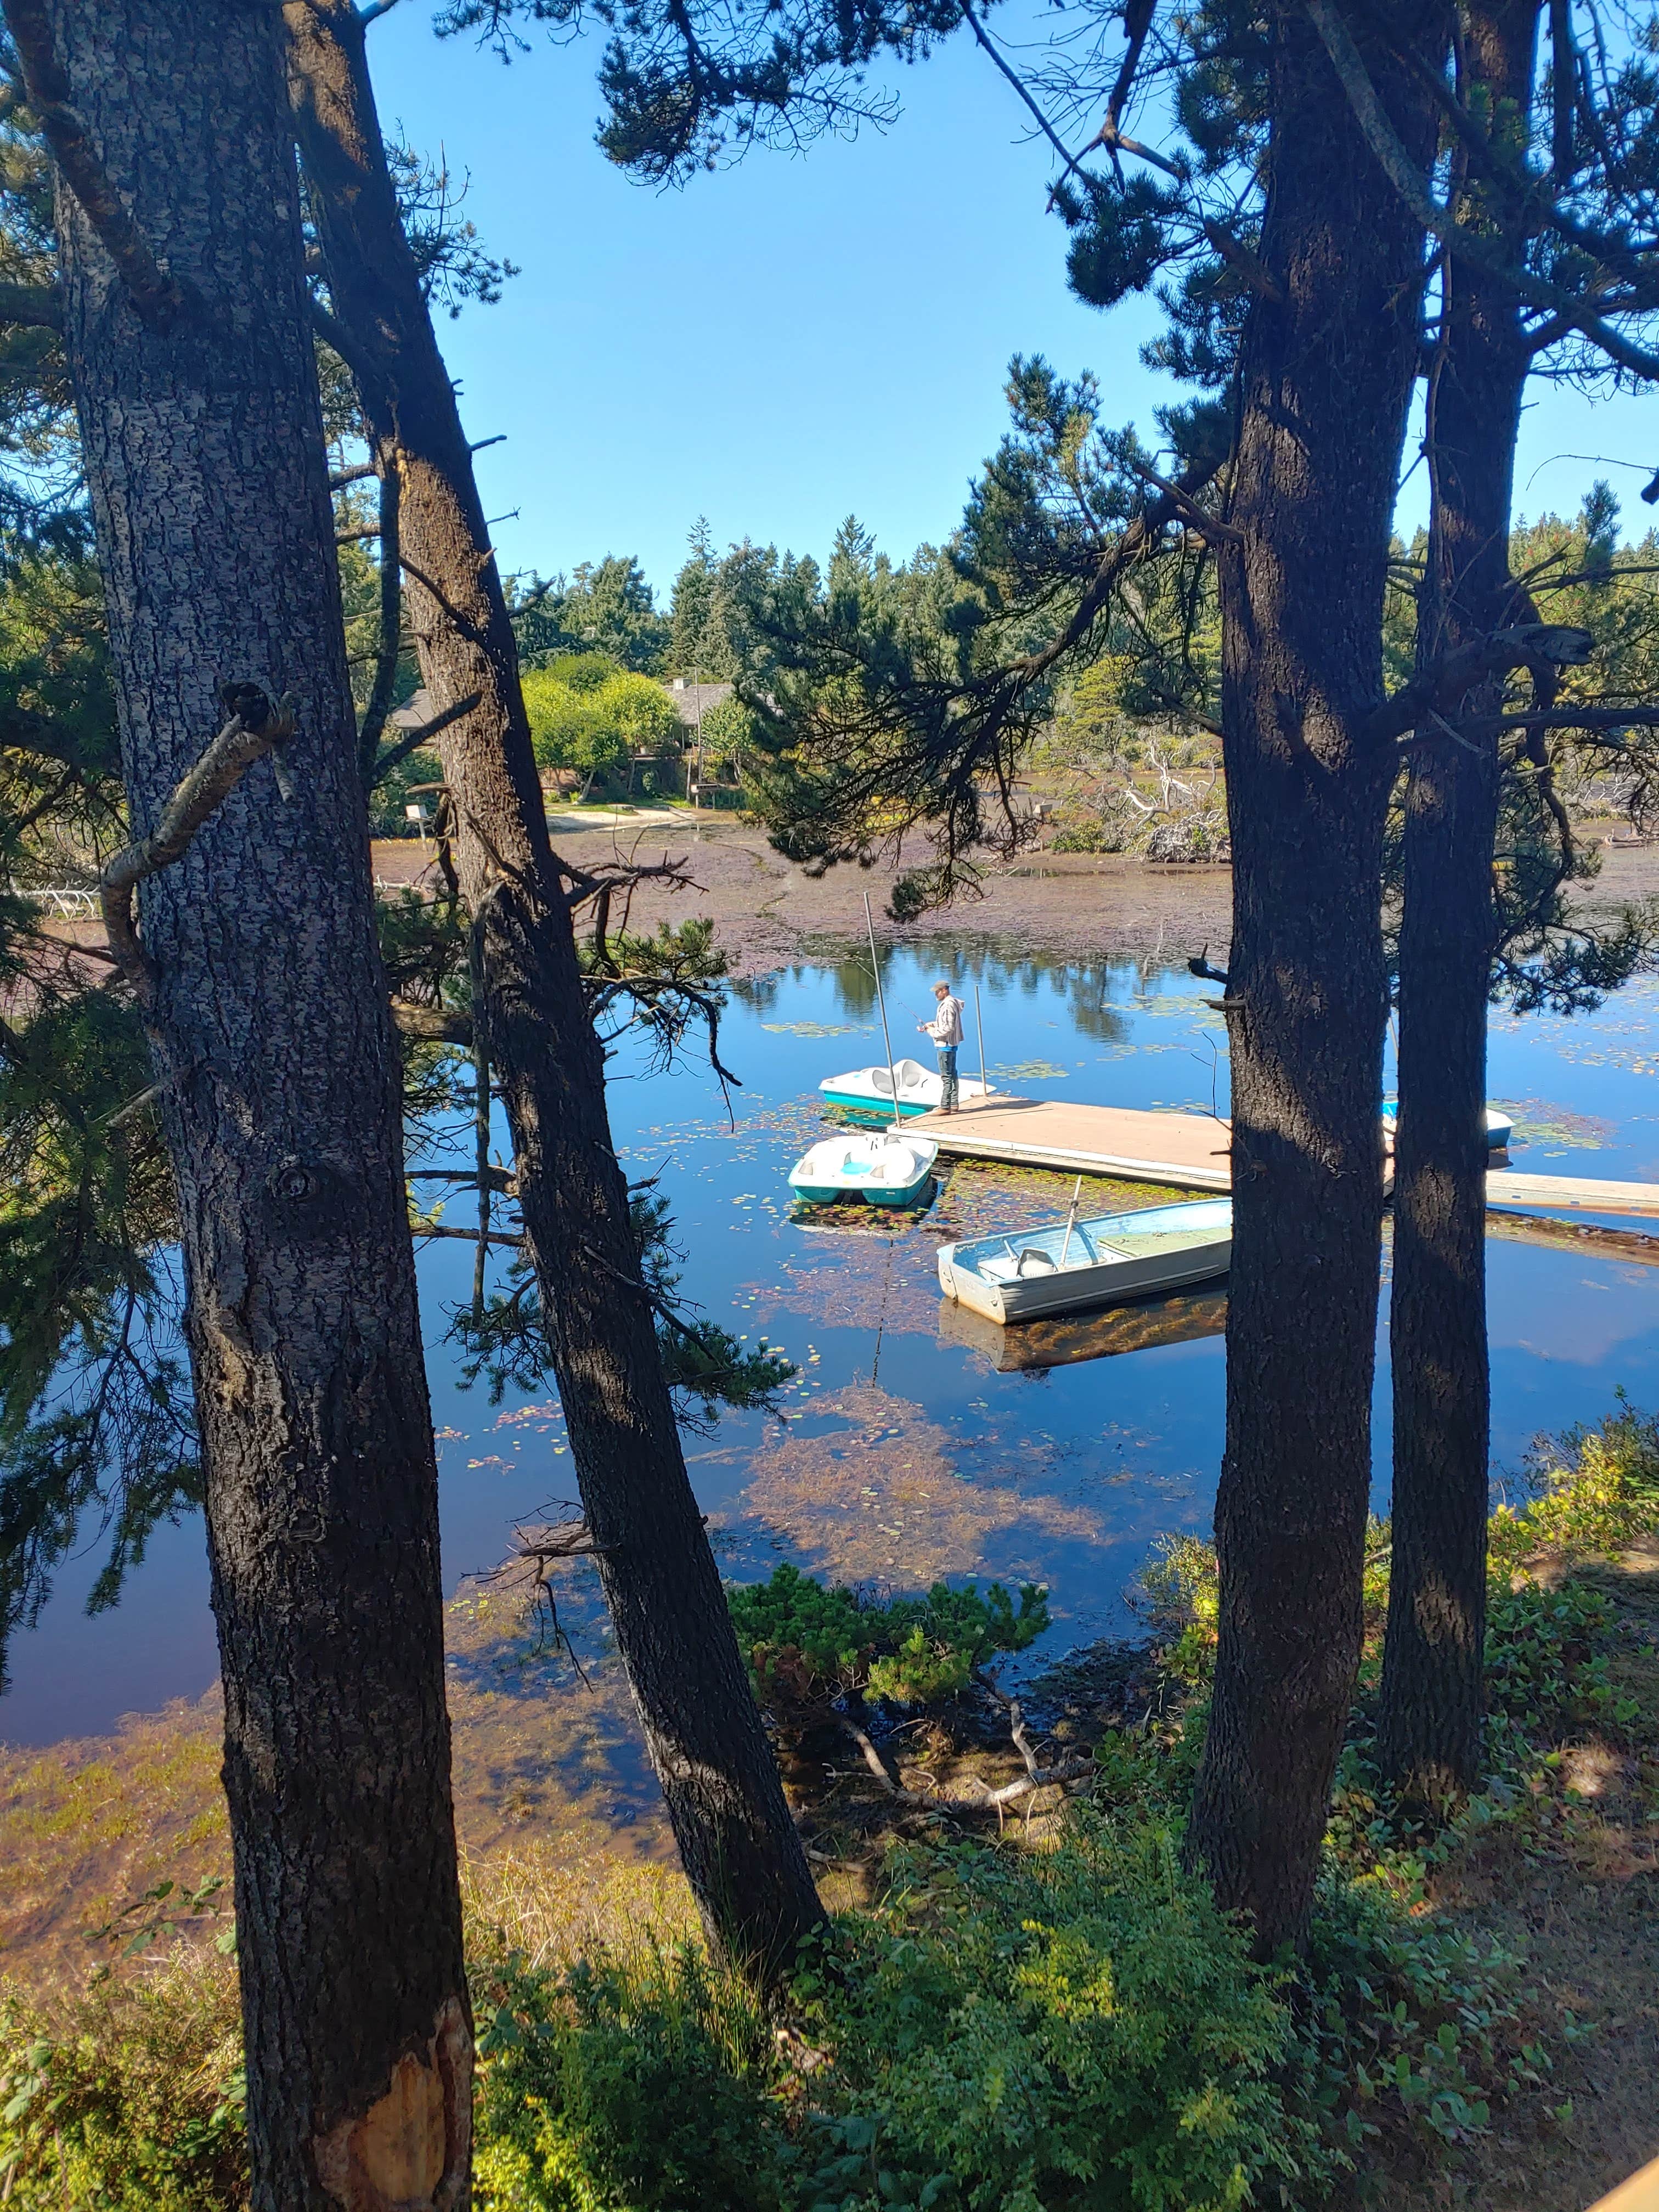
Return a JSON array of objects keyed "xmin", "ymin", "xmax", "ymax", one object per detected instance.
[
  {"xmin": 405, "ymin": 1165, "xmax": 516, "ymax": 1193},
  {"xmin": 99, "ymin": 686, "xmax": 297, "ymax": 1005},
  {"xmin": 835, "ymin": 1715, "xmax": 1093, "ymax": 1815},
  {"xmin": 414, "ymin": 1221, "xmax": 524, "ymax": 1248}
]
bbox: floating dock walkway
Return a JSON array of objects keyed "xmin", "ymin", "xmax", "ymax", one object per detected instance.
[{"xmin": 910, "ymin": 1094, "xmax": 1659, "ymax": 1220}]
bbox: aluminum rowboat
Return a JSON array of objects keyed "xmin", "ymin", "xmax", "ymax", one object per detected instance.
[{"xmin": 936, "ymin": 1197, "xmax": 1233, "ymax": 1322}]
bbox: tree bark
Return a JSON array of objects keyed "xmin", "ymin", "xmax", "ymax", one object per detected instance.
[
  {"xmin": 283, "ymin": 0, "xmax": 825, "ymax": 1985},
  {"xmin": 1184, "ymin": 1, "xmax": 1447, "ymax": 1957},
  {"xmin": 1380, "ymin": 0, "xmax": 1540, "ymax": 1807},
  {"xmin": 20, "ymin": 5, "xmax": 472, "ymax": 2205}
]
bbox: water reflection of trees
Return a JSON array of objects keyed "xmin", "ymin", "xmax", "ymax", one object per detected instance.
[{"xmin": 732, "ymin": 944, "xmax": 1197, "ymax": 1051}]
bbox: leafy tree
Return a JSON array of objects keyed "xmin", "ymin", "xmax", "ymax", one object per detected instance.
[
  {"xmin": 695, "ymin": 689, "xmax": 758, "ymax": 779},
  {"xmin": 522, "ymin": 661, "xmax": 681, "ymax": 795}
]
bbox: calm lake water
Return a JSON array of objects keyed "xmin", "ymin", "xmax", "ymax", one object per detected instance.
[{"xmin": 5, "ymin": 939, "xmax": 1658, "ymax": 1747}]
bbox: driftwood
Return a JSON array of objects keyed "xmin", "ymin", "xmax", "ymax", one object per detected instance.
[{"xmin": 836, "ymin": 1699, "xmax": 1093, "ymax": 1819}]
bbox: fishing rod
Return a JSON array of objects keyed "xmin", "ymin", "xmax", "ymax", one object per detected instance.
[{"xmin": 863, "ymin": 892, "xmax": 900, "ymax": 1133}]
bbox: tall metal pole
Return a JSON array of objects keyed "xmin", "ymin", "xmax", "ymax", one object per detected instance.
[
  {"xmin": 973, "ymin": 980, "xmax": 988, "ymax": 1104},
  {"xmin": 864, "ymin": 892, "xmax": 900, "ymax": 1131}
]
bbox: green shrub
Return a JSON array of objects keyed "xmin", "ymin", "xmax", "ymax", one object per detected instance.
[
  {"xmin": 472, "ymin": 1820, "xmax": 1317, "ymax": 2212},
  {"xmin": 798, "ymin": 1820, "xmax": 1316, "ymax": 2212},
  {"xmin": 1295, "ymin": 1872, "xmax": 1543, "ymax": 2157},
  {"xmin": 726, "ymin": 1562, "xmax": 1049, "ymax": 1715},
  {"xmin": 1490, "ymin": 1390, "xmax": 1659, "ymax": 1574},
  {"xmin": 472, "ymin": 1942, "xmax": 790, "ymax": 2212},
  {"xmin": 0, "ymin": 1957, "xmax": 246, "ymax": 2210}
]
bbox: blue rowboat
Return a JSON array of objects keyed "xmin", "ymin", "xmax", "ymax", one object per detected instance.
[
  {"xmin": 938, "ymin": 1197, "xmax": 1233, "ymax": 1323},
  {"xmin": 788, "ymin": 1130, "xmax": 940, "ymax": 1207}
]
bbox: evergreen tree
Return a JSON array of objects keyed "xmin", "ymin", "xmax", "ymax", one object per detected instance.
[
  {"xmin": 1, "ymin": 4, "xmax": 473, "ymax": 2203},
  {"xmin": 286, "ymin": 0, "xmax": 826, "ymax": 1989},
  {"xmin": 668, "ymin": 515, "xmax": 736, "ymax": 679}
]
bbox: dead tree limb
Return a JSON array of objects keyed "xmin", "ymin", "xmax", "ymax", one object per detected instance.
[
  {"xmin": 98, "ymin": 686, "xmax": 297, "ymax": 1005},
  {"xmin": 390, "ymin": 998, "xmax": 472, "ymax": 1046},
  {"xmin": 3, "ymin": 0, "xmax": 193, "ymax": 331},
  {"xmin": 356, "ymin": 458, "xmax": 402, "ymax": 785},
  {"xmin": 1364, "ymin": 622, "xmax": 1594, "ymax": 746},
  {"xmin": 369, "ymin": 690, "xmax": 481, "ymax": 787}
]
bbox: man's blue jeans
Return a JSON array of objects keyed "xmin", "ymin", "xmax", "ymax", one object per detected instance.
[{"xmin": 936, "ymin": 1046, "xmax": 959, "ymax": 1111}]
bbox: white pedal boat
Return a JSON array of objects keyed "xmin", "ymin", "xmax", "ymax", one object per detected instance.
[
  {"xmin": 1380, "ymin": 1100, "xmax": 1513, "ymax": 1152},
  {"xmin": 819, "ymin": 1057, "xmax": 997, "ymax": 1118},
  {"xmin": 938, "ymin": 1196, "xmax": 1233, "ymax": 1323},
  {"xmin": 788, "ymin": 1130, "xmax": 940, "ymax": 1207}
]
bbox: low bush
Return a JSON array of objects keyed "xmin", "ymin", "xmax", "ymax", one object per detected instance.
[
  {"xmin": 472, "ymin": 1816, "xmax": 1317, "ymax": 2212},
  {"xmin": 473, "ymin": 1942, "xmax": 789, "ymax": 2211},
  {"xmin": 726, "ymin": 1561, "xmax": 1050, "ymax": 1714},
  {"xmin": 1490, "ymin": 1389, "xmax": 1659, "ymax": 1573},
  {"xmin": 0, "ymin": 1954, "xmax": 246, "ymax": 2210}
]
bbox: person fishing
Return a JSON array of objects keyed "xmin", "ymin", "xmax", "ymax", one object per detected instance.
[{"xmin": 918, "ymin": 979, "xmax": 965, "ymax": 1114}]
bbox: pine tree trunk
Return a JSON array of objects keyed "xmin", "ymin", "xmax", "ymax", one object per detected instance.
[
  {"xmin": 1184, "ymin": 1, "xmax": 1446, "ymax": 1958},
  {"xmin": 1380, "ymin": 0, "xmax": 1539, "ymax": 1808},
  {"xmin": 284, "ymin": 0, "xmax": 825, "ymax": 1984},
  {"xmin": 26, "ymin": 3, "xmax": 471, "ymax": 2205}
]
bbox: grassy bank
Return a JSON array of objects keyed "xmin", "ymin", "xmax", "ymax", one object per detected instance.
[{"xmin": 2, "ymin": 1403, "xmax": 1656, "ymax": 2210}]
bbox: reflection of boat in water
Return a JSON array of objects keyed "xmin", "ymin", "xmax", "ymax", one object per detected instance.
[
  {"xmin": 939, "ymin": 1284, "xmax": 1229, "ymax": 1372},
  {"xmin": 788, "ymin": 1130, "xmax": 939, "ymax": 1206},
  {"xmin": 938, "ymin": 1197, "xmax": 1233, "ymax": 1322},
  {"xmin": 821, "ymin": 1057, "xmax": 998, "ymax": 1118}
]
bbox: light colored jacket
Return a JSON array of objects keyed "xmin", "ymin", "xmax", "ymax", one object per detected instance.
[{"xmin": 925, "ymin": 994, "xmax": 964, "ymax": 1048}]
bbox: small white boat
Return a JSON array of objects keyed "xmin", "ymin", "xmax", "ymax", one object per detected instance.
[
  {"xmin": 938, "ymin": 1195, "xmax": 1233, "ymax": 1322},
  {"xmin": 788, "ymin": 1130, "xmax": 940, "ymax": 1207},
  {"xmin": 819, "ymin": 1057, "xmax": 997, "ymax": 1118},
  {"xmin": 1381, "ymin": 1101, "xmax": 1513, "ymax": 1153}
]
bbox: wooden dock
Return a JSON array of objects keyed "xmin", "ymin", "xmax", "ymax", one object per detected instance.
[
  {"xmin": 912, "ymin": 1096, "xmax": 1232, "ymax": 1189},
  {"xmin": 911, "ymin": 1094, "xmax": 1659, "ymax": 1219}
]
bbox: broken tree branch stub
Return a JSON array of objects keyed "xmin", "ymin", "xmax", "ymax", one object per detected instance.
[{"xmin": 98, "ymin": 686, "xmax": 298, "ymax": 1005}]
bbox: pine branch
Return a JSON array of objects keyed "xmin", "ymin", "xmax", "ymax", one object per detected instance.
[
  {"xmin": 0, "ymin": 702, "xmax": 98, "ymax": 769},
  {"xmin": 2, "ymin": 0, "xmax": 193, "ymax": 332},
  {"xmin": 1365, "ymin": 623, "xmax": 1594, "ymax": 746},
  {"xmin": 1305, "ymin": 0, "xmax": 1659, "ymax": 382}
]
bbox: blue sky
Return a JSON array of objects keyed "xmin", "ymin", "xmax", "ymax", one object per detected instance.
[{"xmin": 366, "ymin": 3, "xmax": 1659, "ymax": 601}]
